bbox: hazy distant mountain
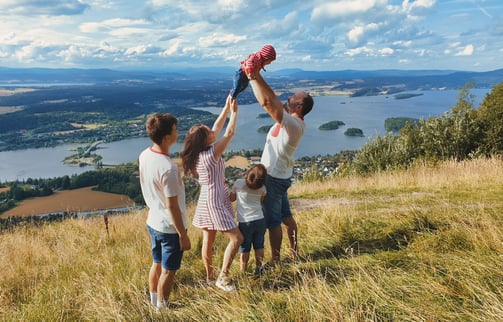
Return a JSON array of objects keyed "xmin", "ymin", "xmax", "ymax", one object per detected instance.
[{"xmin": 0, "ymin": 66, "xmax": 502, "ymax": 89}]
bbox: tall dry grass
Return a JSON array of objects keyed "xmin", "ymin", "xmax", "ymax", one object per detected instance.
[{"xmin": 1, "ymin": 157, "xmax": 502, "ymax": 321}]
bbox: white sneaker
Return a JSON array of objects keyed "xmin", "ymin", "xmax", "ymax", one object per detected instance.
[{"xmin": 215, "ymin": 277, "xmax": 236, "ymax": 292}]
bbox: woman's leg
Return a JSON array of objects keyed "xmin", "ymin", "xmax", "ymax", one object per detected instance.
[
  {"xmin": 202, "ymin": 229, "xmax": 217, "ymax": 283},
  {"xmin": 219, "ymin": 227, "xmax": 243, "ymax": 278}
]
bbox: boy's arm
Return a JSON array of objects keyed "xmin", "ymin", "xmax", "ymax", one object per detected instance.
[
  {"xmin": 166, "ymin": 195, "xmax": 191, "ymax": 251},
  {"xmin": 249, "ymin": 71, "xmax": 284, "ymax": 124}
]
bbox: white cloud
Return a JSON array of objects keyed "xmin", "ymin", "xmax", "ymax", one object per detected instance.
[
  {"xmin": 0, "ymin": 0, "xmax": 90, "ymax": 16},
  {"xmin": 347, "ymin": 22, "xmax": 381, "ymax": 45},
  {"xmin": 455, "ymin": 44, "xmax": 474, "ymax": 56},
  {"xmin": 198, "ymin": 34, "xmax": 246, "ymax": 47},
  {"xmin": 0, "ymin": 0, "xmax": 501, "ymax": 70},
  {"xmin": 402, "ymin": 0, "xmax": 436, "ymax": 16},
  {"xmin": 345, "ymin": 46, "xmax": 373, "ymax": 57},
  {"xmin": 379, "ymin": 47, "xmax": 394, "ymax": 55},
  {"xmin": 312, "ymin": 0, "xmax": 387, "ymax": 22},
  {"xmin": 81, "ymin": 19, "xmax": 150, "ymax": 33}
]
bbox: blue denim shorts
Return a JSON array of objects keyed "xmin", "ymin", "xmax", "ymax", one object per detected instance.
[
  {"xmin": 239, "ymin": 218, "xmax": 266, "ymax": 253},
  {"xmin": 262, "ymin": 175, "xmax": 293, "ymax": 229},
  {"xmin": 147, "ymin": 225, "xmax": 183, "ymax": 271}
]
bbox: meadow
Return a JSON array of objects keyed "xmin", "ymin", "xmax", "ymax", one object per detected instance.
[{"xmin": 0, "ymin": 157, "xmax": 502, "ymax": 321}]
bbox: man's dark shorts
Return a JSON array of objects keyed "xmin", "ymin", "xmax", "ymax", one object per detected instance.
[{"xmin": 262, "ymin": 175, "xmax": 293, "ymax": 229}]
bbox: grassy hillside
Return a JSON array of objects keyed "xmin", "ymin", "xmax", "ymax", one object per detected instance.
[{"xmin": 1, "ymin": 158, "xmax": 502, "ymax": 321}]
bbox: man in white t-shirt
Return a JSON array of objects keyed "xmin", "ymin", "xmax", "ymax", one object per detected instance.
[
  {"xmin": 249, "ymin": 71, "xmax": 314, "ymax": 267},
  {"xmin": 138, "ymin": 113, "xmax": 191, "ymax": 309}
]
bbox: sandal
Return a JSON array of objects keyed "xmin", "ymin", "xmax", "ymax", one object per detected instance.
[{"xmin": 215, "ymin": 276, "xmax": 236, "ymax": 292}]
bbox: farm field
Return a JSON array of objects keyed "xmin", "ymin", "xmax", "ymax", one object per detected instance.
[{"xmin": 1, "ymin": 186, "xmax": 135, "ymax": 218}]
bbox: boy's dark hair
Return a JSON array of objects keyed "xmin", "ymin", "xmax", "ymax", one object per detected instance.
[
  {"xmin": 245, "ymin": 164, "xmax": 267, "ymax": 190},
  {"xmin": 146, "ymin": 113, "xmax": 178, "ymax": 145}
]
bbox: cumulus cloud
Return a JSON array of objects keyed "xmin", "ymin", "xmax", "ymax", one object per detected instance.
[
  {"xmin": 455, "ymin": 44, "xmax": 474, "ymax": 56},
  {"xmin": 81, "ymin": 19, "xmax": 150, "ymax": 33},
  {"xmin": 311, "ymin": 0, "xmax": 387, "ymax": 23},
  {"xmin": 198, "ymin": 34, "xmax": 246, "ymax": 47},
  {"xmin": 0, "ymin": 0, "xmax": 90, "ymax": 16},
  {"xmin": 379, "ymin": 47, "xmax": 394, "ymax": 55},
  {"xmin": 259, "ymin": 11, "xmax": 301, "ymax": 39},
  {"xmin": 0, "ymin": 0, "xmax": 501, "ymax": 70},
  {"xmin": 347, "ymin": 23, "xmax": 381, "ymax": 45},
  {"xmin": 402, "ymin": 0, "xmax": 436, "ymax": 17}
]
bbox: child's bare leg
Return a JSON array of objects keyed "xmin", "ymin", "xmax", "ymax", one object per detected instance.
[
  {"xmin": 254, "ymin": 248, "xmax": 264, "ymax": 269},
  {"xmin": 240, "ymin": 252, "xmax": 250, "ymax": 272}
]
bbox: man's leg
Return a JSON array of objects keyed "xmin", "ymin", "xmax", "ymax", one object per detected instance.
[
  {"xmin": 280, "ymin": 191, "xmax": 297, "ymax": 259},
  {"xmin": 283, "ymin": 216, "xmax": 298, "ymax": 259},
  {"xmin": 263, "ymin": 176, "xmax": 291, "ymax": 265},
  {"xmin": 268, "ymin": 225, "xmax": 283, "ymax": 263}
]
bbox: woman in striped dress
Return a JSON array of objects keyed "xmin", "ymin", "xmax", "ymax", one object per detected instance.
[{"xmin": 181, "ymin": 95, "xmax": 243, "ymax": 292}]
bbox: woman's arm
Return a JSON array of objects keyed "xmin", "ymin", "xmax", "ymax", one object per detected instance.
[
  {"xmin": 213, "ymin": 98, "xmax": 238, "ymax": 158},
  {"xmin": 211, "ymin": 95, "xmax": 231, "ymax": 137}
]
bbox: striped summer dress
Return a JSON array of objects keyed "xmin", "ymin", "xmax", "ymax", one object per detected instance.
[{"xmin": 192, "ymin": 145, "xmax": 237, "ymax": 231}]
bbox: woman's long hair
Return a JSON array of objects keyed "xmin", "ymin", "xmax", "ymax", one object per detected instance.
[{"xmin": 181, "ymin": 125, "xmax": 211, "ymax": 177}]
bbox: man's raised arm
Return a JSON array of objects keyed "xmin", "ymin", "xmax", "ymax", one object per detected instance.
[{"xmin": 249, "ymin": 72, "xmax": 284, "ymax": 124}]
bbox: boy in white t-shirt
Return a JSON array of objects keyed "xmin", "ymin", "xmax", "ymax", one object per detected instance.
[
  {"xmin": 230, "ymin": 164, "xmax": 267, "ymax": 276},
  {"xmin": 138, "ymin": 113, "xmax": 191, "ymax": 309}
]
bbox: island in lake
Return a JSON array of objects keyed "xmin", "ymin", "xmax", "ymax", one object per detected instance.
[
  {"xmin": 344, "ymin": 128, "xmax": 364, "ymax": 137},
  {"xmin": 319, "ymin": 120, "xmax": 345, "ymax": 131},
  {"xmin": 257, "ymin": 113, "xmax": 271, "ymax": 119},
  {"xmin": 257, "ymin": 124, "xmax": 273, "ymax": 133},
  {"xmin": 393, "ymin": 93, "xmax": 424, "ymax": 99}
]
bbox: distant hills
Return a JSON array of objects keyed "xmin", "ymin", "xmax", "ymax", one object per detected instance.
[{"xmin": 0, "ymin": 66, "xmax": 502, "ymax": 89}]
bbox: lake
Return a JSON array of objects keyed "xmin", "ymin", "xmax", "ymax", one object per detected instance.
[{"xmin": 0, "ymin": 88, "xmax": 490, "ymax": 182}]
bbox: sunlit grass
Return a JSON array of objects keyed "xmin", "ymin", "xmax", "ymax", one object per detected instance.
[{"xmin": 1, "ymin": 157, "xmax": 502, "ymax": 321}]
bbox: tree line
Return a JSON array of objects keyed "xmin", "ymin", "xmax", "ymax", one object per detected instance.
[{"xmin": 346, "ymin": 82, "xmax": 503, "ymax": 175}]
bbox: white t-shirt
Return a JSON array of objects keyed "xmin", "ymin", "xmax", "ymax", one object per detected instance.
[
  {"xmin": 231, "ymin": 179, "xmax": 266, "ymax": 223},
  {"xmin": 139, "ymin": 147, "xmax": 187, "ymax": 234},
  {"xmin": 261, "ymin": 112, "xmax": 305, "ymax": 179}
]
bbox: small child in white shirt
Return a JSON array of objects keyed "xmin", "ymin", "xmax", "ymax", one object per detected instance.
[{"xmin": 230, "ymin": 164, "xmax": 267, "ymax": 275}]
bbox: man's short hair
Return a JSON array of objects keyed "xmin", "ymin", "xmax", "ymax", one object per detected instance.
[{"xmin": 301, "ymin": 94, "xmax": 314, "ymax": 117}]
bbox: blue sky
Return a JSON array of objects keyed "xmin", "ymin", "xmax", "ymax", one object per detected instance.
[{"xmin": 0, "ymin": 0, "xmax": 502, "ymax": 72}]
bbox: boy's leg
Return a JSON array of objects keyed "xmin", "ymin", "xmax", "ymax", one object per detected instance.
[
  {"xmin": 157, "ymin": 231, "xmax": 184, "ymax": 307},
  {"xmin": 231, "ymin": 70, "xmax": 250, "ymax": 99},
  {"xmin": 148, "ymin": 262, "xmax": 161, "ymax": 304},
  {"xmin": 147, "ymin": 225, "xmax": 162, "ymax": 305},
  {"xmin": 157, "ymin": 269, "xmax": 176, "ymax": 307}
]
